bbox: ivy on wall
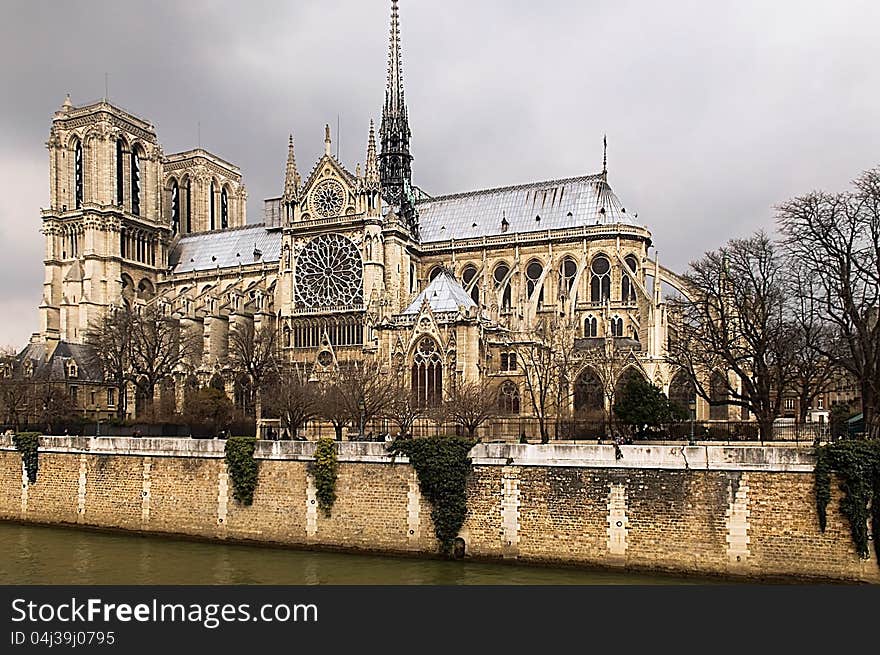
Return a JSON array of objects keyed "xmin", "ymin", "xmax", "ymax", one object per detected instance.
[
  {"xmin": 313, "ymin": 438, "xmax": 338, "ymax": 517},
  {"xmin": 389, "ymin": 437, "xmax": 475, "ymax": 556},
  {"xmin": 12, "ymin": 432, "xmax": 41, "ymax": 485},
  {"xmin": 814, "ymin": 440, "xmax": 880, "ymax": 565},
  {"xmin": 225, "ymin": 436, "xmax": 259, "ymax": 506}
]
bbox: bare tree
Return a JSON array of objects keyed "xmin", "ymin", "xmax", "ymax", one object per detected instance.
[
  {"xmin": 128, "ymin": 306, "xmax": 198, "ymax": 419},
  {"xmin": 228, "ymin": 320, "xmax": 279, "ymax": 427},
  {"xmin": 777, "ymin": 168, "xmax": 880, "ymax": 439},
  {"xmin": 668, "ymin": 231, "xmax": 797, "ymax": 439},
  {"xmin": 335, "ymin": 359, "xmax": 395, "ymax": 438},
  {"xmin": 786, "ymin": 262, "xmax": 840, "ymax": 424},
  {"xmin": 443, "ymin": 380, "xmax": 496, "ymax": 439},
  {"xmin": 84, "ymin": 307, "xmax": 133, "ymax": 421},
  {"xmin": 508, "ymin": 316, "xmax": 581, "ymax": 443},
  {"xmin": 382, "ymin": 374, "xmax": 424, "ymax": 439},
  {"xmin": 270, "ymin": 362, "xmax": 319, "ymax": 439},
  {"xmin": 318, "ymin": 383, "xmax": 351, "ymax": 441}
]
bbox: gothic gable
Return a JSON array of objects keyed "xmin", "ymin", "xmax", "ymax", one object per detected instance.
[{"xmin": 300, "ymin": 155, "xmax": 359, "ymax": 221}]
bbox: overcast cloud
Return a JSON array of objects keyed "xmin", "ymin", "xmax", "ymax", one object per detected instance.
[{"xmin": 1, "ymin": 0, "xmax": 879, "ymax": 347}]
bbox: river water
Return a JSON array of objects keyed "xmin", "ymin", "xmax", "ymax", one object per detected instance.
[{"xmin": 0, "ymin": 522, "xmax": 723, "ymax": 585}]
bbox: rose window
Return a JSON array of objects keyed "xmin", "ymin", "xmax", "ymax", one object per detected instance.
[
  {"xmin": 311, "ymin": 180, "xmax": 345, "ymax": 218},
  {"xmin": 295, "ymin": 234, "xmax": 363, "ymax": 309}
]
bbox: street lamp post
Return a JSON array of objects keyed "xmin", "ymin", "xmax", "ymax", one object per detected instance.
[{"xmin": 688, "ymin": 398, "xmax": 696, "ymax": 446}]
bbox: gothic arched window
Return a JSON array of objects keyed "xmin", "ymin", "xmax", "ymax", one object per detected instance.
[
  {"xmin": 461, "ymin": 264, "xmax": 479, "ymax": 304},
  {"xmin": 210, "ymin": 181, "xmax": 216, "ymax": 230},
  {"xmin": 499, "ymin": 380, "xmax": 520, "ymax": 414},
  {"xmin": 73, "ymin": 139, "xmax": 83, "ymax": 209},
  {"xmin": 561, "ymin": 257, "xmax": 577, "ymax": 297},
  {"xmin": 526, "ymin": 260, "xmax": 544, "ymax": 304},
  {"xmin": 621, "ymin": 254, "xmax": 639, "ymax": 304},
  {"xmin": 428, "ymin": 266, "xmax": 442, "ymax": 282},
  {"xmin": 130, "ymin": 146, "xmax": 141, "ymax": 216},
  {"xmin": 170, "ymin": 179, "xmax": 180, "ymax": 235},
  {"xmin": 295, "ymin": 234, "xmax": 364, "ymax": 309},
  {"xmin": 115, "ymin": 139, "xmax": 125, "ymax": 206},
  {"xmin": 494, "ymin": 263, "xmax": 512, "ymax": 310},
  {"xmin": 611, "ymin": 316, "xmax": 624, "ymax": 337},
  {"xmin": 411, "ymin": 337, "xmax": 442, "ymax": 408},
  {"xmin": 184, "ymin": 177, "xmax": 192, "ymax": 233},
  {"xmin": 221, "ymin": 186, "xmax": 229, "ymax": 229},
  {"xmin": 590, "ymin": 255, "xmax": 611, "ymax": 303},
  {"xmin": 585, "ymin": 315, "xmax": 598, "ymax": 337}
]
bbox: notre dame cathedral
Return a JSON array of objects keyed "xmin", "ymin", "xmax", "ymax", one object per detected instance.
[{"xmin": 19, "ymin": 0, "xmax": 701, "ymax": 435}]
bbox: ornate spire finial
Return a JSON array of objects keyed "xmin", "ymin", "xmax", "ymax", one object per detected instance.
[
  {"xmin": 62, "ymin": 93, "xmax": 72, "ymax": 111},
  {"xmin": 324, "ymin": 124, "xmax": 332, "ymax": 157},
  {"xmin": 602, "ymin": 133, "xmax": 607, "ymax": 178},
  {"xmin": 379, "ymin": 0, "xmax": 417, "ymax": 236},
  {"xmin": 284, "ymin": 133, "xmax": 301, "ymax": 202},
  {"xmin": 366, "ymin": 119, "xmax": 379, "ymax": 185}
]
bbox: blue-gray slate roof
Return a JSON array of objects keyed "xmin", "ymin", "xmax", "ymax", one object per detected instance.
[
  {"xmin": 416, "ymin": 173, "xmax": 639, "ymax": 243},
  {"xmin": 169, "ymin": 224, "xmax": 282, "ymax": 274},
  {"xmin": 402, "ymin": 270, "xmax": 477, "ymax": 315}
]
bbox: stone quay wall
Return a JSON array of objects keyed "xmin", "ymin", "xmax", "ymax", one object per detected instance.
[{"xmin": 0, "ymin": 436, "xmax": 876, "ymax": 583}]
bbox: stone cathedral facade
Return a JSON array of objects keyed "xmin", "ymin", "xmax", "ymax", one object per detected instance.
[{"xmin": 22, "ymin": 1, "xmax": 701, "ymax": 433}]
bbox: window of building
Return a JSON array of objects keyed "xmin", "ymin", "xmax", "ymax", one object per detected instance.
[
  {"xmin": 590, "ymin": 256, "xmax": 611, "ymax": 303},
  {"xmin": 493, "ymin": 263, "xmax": 512, "ymax": 310},
  {"xmin": 500, "ymin": 352, "xmax": 518, "ymax": 372},
  {"xmin": 210, "ymin": 181, "xmax": 216, "ymax": 229},
  {"xmin": 170, "ymin": 180, "xmax": 180, "ymax": 234},
  {"xmin": 185, "ymin": 179, "xmax": 192, "ymax": 233},
  {"xmin": 611, "ymin": 316, "xmax": 624, "ymax": 337},
  {"xmin": 221, "ymin": 187, "xmax": 229, "ymax": 229},
  {"xmin": 561, "ymin": 257, "xmax": 577, "ymax": 297},
  {"xmin": 525, "ymin": 260, "xmax": 544, "ymax": 304},
  {"xmin": 74, "ymin": 139, "xmax": 83, "ymax": 209},
  {"xmin": 585, "ymin": 315, "xmax": 598, "ymax": 337},
  {"xmin": 131, "ymin": 147, "xmax": 141, "ymax": 216},
  {"xmin": 116, "ymin": 139, "xmax": 125, "ymax": 206},
  {"xmin": 461, "ymin": 265, "xmax": 479, "ymax": 304},
  {"xmin": 428, "ymin": 266, "xmax": 443, "ymax": 282},
  {"xmin": 621, "ymin": 255, "xmax": 639, "ymax": 303},
  {"xmin": 67, "ymin": 361, "xmax": 78, "ymax": 378},
  {"xmin": 499, "ymin": 380, "xmax": 520, "ymax": 414},
  {"xmin": 817, "ymin": 397, "xmax": 824, "ymax": 409},
  {"xmin": 90, "ymin": 391, "xmax": 97, "ymax": 406},
  {"xmin": 411, "ymin": 337, "xmax": 442, "ymax": 407},
  {"xmin": 785, "ymin": 398, "xmax": 795, "ymax": 410},
  {"xmin": 69, "ymin": 386, "xmax": 79, "ymax": 405},
  {"xmin": 107, "ymin": 388, "xmax": 116, "ymax": 407}
]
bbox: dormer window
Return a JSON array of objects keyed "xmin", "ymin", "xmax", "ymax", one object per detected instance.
[
  {"xmin": 0, "ymin": 363, "xmax": 11, "ymax": 378},
  {"xmin": 67, "ymin": 361, "xmax": 78, "ymax": 378}
]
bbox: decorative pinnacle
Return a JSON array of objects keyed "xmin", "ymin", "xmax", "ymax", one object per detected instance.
[
  {"xmin": 602, "ymin": 134, "xmax": 607, "ymax": 178},
  {"xmin": 385, "ymin": 0, "xmax": 405, "ymax": 115},
  {"xmin": 324, "ymin": 124, "xmax": 332, "ymax": 157},
  {"xmin": 366, "ymin": 119, "xmax": 379, "ymax": 181},
  {"xmin": 284, "ymin": 133, "xmax": 301, "ymax": 200}
]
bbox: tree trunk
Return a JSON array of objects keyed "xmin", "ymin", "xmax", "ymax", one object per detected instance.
[
  {"xmin": 334, "ymin": 423, "xmax": 343, "ymax": 441},
  {"xmin": 758, "ymin": 416, "xmax": 774, "ymax": 442},
  {"xmin": 862, "ymin": 383, "xmax": 878, "ymax": 440},
  {"xmin": 254, "ymin": 386, "xmax": 262, "ymax": 431}
]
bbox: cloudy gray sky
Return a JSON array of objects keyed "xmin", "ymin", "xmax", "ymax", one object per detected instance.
[{"xmin": 1, "ymin": 0, "xmax": 879, "ymax": 347}]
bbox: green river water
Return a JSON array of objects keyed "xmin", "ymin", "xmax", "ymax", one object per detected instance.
[{"xmin": 0, "ymin": 522, "xmax": 720, "ymax": 585}]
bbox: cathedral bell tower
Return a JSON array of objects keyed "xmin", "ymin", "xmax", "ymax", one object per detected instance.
[
  {"xmin": 41, "ymin": 95, "xmax": 167, "ymax": 345},
  {"xmin": 379, "ymin": 0, "xmax": 418, "ymax": 239}
]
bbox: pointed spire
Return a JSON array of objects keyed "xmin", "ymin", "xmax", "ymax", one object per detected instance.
[
  {"xmin": 283, "ymin": 134, "xmax": 301, "ymax": 201},
  {"xmin": 385, "ymin": 0, "xmax": 405, "ymax": 116},
  {"xmin": 365, "ymin": 119, "xmax": 379, "ymax": 185},
  {"xmin": 379, "ymin": 0, "xmax": 417, "ymax": 235},
  {"xmin": 324, "ymin": 124, "xmax": 332, "ymax": 157},
  {"xmin": 602, "ymin": 134, "xmax": 607, "ymax": 178}
]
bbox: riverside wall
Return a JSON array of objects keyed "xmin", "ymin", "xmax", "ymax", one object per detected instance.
[{"xmin": 0, "ymin": 436, "xmax": 876, "ymax": 583}]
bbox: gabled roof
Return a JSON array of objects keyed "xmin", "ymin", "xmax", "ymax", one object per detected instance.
[
  {"xmin": 16, "ymin": 341, "xmax": 105, "ymax": 383},
  {"xmin": 402, "ymin": 270, "xmax": 477, "ymax": 315},
  {"xmin": 168, "ymin": 224, "xmax": 282, "ymax": 274},
  {"xmin": 416, "ymin": 173, "xmax": 640, "ymax": 243}
]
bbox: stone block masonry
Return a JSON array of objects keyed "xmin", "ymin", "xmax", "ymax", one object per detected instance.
[{"xmin": 0, "ymin": 436, "xmax": 876, "ymax": 583}]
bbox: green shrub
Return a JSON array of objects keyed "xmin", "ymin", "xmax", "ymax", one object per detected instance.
[
  {"xmin": 313, "ymin": 438, "xmax": 338, "ymax": 517},
  {"xmin": 224, "ymin": 436, "xmax": 259, "ymax": 505},
  {"xmin": 12, "ymin": 432, "xmax": 41, "ymax": 484},
  {"xmin": 388, "ymin": 436, "xmax": 475, "ymax": 556}
]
